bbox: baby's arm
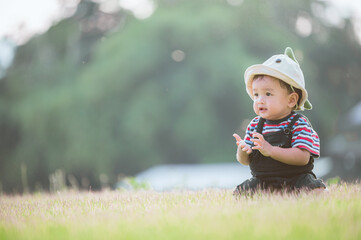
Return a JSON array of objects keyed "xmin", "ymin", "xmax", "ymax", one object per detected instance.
[
  {"xmin": 251, "ymin": 132, "xmax": 310, "ymax": 166},
  {"xmin": 233, "ymin": 133, "xmax": 252, "ymax": 165}
]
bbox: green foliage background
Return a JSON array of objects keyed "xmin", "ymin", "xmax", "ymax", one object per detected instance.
[{"xmin": 1, "ymin": 0, "xmax": 361, "ymax": 192}]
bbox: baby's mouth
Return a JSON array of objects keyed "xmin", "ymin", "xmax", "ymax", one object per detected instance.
[{"xmin": 259, "ymin": 107, "xmax": 267, "ymax": 112}]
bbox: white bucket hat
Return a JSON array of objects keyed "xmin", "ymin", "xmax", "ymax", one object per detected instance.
[{"xmin": 244, "ymin": 47, "xmax": 312, "ymax": 111}]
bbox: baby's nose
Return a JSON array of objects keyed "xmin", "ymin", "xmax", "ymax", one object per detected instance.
[{"xmin": 255, "ymin": 96, "xmax": 265, "ymax": 103}]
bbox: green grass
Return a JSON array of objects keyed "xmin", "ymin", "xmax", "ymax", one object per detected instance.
[{"xmin": 1, "ymin": 183, "xmax": 361, "ymax": 240}]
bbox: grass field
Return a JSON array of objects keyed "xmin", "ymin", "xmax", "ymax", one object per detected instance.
[{"xmin": 1, "ymin": 183, "xmax": 361, "ymax": 240}]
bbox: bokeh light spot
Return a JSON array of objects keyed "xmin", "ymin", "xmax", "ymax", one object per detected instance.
[{"xmin": 171, "ymin": 50, "xmax": 185, "ymax": 62}]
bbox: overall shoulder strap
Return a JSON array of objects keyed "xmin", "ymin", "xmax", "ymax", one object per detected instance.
[
  {"xmin": 283, "ymin": 113, "xmax": 301, "ymax": 147},
  {"xmin": 249, "ymin": 117, "xmax": 266, "ymax": 156},
  {"xmin": 284, "ymin": 113, "xmax": 301, "ymax": 134},
  {"xmin": 256, "ymin": 117, "xmax": 266, "ymax": 133}
]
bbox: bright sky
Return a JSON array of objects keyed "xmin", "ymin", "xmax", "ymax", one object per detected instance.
[
  {"xmin": 0, "ymin": 0, "xmax": 360, "ymax": 45},
  {"xmin": 0, "ymin": 0, "xmax": 57, "ymax": 44},
  {"xmin": 0, "ymin": 0, "xmax": 155, "ymax": 45},
  {"xmin": 0, "ymin": 0, "xmax": 80, "ymax": 45}
]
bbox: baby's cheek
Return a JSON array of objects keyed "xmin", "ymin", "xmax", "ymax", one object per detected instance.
[{"xmin": 252, "ymin": 103, "xmax": 259, "ymax": 113}]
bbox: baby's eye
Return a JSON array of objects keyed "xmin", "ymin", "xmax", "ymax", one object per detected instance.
[
  {"xmin": 266, "ymin": 92, "xmax": 272, "ymax": 96},
  {"xmin": 254, "ymin": 93, "xmax": 259, "ymax": 97}
]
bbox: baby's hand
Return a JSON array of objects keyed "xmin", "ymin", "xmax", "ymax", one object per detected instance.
[
  {"xmin": 250, "ymin": 132, "xmax": 273, "ymax": 157},
  {"xmin": 233, "ymin": 133, "xmax": 252, "ymax": 154}
]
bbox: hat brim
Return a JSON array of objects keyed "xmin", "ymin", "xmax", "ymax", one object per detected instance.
[{"xmin": 244, "ymin": 64, "xmax": 312, "ymax": 111}]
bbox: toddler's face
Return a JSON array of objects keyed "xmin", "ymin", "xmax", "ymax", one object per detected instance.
[{"xmin": 252, "ymin": 76, "xmax": 294, "ymax": 120}]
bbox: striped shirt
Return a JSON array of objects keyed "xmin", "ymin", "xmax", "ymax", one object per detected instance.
[{"xmin": 244, "ymin": 114, "xmax": 320, "ymax": 158}]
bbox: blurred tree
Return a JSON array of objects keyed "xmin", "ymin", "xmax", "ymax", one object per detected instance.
[{"xmin": 0, "ymin": 0, "xmax": 360, "ymax": 192}]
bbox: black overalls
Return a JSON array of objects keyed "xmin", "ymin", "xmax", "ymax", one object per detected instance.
[{"xmin": 234, "ymin": 113, "xmax": 326, "ymax": 195}]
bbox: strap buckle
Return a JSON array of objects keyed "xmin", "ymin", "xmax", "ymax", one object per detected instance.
[{"xmin": 283, "ymin": 128, "xmax": 291, "ymax": 135}]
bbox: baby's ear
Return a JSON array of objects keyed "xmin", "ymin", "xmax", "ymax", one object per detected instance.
[{"xmin": 288, "ymin": 92, "xmax": 299, "ymax": 108}]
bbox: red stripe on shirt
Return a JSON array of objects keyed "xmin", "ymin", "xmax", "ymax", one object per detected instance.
[{"xmin": 297, "ymin": 145, "xmax": 319, "ymax": 156}]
